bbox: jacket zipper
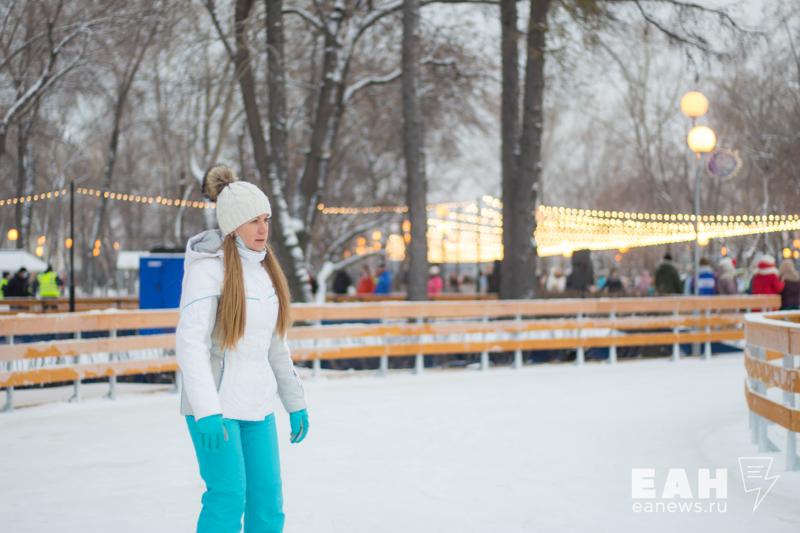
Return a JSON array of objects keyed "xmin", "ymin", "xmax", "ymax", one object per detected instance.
[{"xmin": 217, "ymin": 349, "xmax": 227, "ymax": 392}]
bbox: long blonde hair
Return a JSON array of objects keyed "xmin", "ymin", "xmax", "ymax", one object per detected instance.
[{"xmin": 214, "ymin": 233, "xmax": 293, "ymax": 350}]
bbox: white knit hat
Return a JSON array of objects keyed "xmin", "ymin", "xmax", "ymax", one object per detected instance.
[{"xmin": 202, "ymin": 165, "xmax": 271, "ymax": 235}]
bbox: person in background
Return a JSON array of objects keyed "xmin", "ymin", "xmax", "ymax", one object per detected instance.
[
  {"xmin": 717, "ymin": 257, "xmax": 738, "ymax": 295},
  {"xmin": 307, "ymin": 271, "xmax": 319, "ymax": 296},
  {"xmin": 356, "ymin": 265, "xmax": 375, "ymax": 294},
  {"xmin": 487, "ymin": 260, "xmax": 501, "ymax": 294},
  {"xmin": 603, "ymin": 268, "xmax": 625, "ymax": 295},
  {"xmin": 750, "ymin": 255, "xmax": 784, "ymax": 296},
  {"xmin": 36, "ymin": 264, "xmax": 62, "ymax": 298},
  {"xmin": 332, "ymin": 269, "xmax": 352, "ymax": 295},
  {"xmin": 655, "ymin": 253, "xmax": 682, "ymax": 295},
  {"xmin": 695, "ymin": 257, "xmax": 717, "ymax": 295},
  {"xmin": 565, "ymin": 249, "xmax": 594, "ymax": 296},
  {"xmin": 779, "ymin": 259, "xmax": 800, "ymax": 310},
  {"xmin": 448, "ymin": 272, "xmax": 461, "ymax": 292},
  {"xmin": 476, "ymin": 267, "xmax": 488, "ymax": 294},
  {"xmin": 5, "ymin": 267, "xmax": 31, "ymax": 297},
  {"xmin": 0, "ymin": 271, "xmax": 10, "ymax": 298},
  {"xmin": 634, "ymin": 270, "xmax": 653, "ymax": 296},
  {"xmin": 427, "ymin": 265, "xmax": 443, "ymax": 295},
  {"xmin": 595, "ymin": 270, "xmax": 607, "ymax": 292},
  {"xmin": 545, "ymin": 266, "xmax": 566, "ymax": 294},
  {"xmin": 373, "ymin": 263, "xmax": 392, "ymax": 294}
]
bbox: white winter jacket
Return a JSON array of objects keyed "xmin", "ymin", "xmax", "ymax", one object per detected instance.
[{"xmin": 176, "ymin": 229, "xmax": 306, "ymax": 421}]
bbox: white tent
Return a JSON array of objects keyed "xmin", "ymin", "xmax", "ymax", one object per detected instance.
[
  {"xmin": 116, "ymin": 251, "xmax": 184, "ymax": 271},
  {"xmin": 116, "ymin": 250, "xmax": 147, "ymax": 271},
  {"xmin": 0, "ymin": 250, "xmax": 48, "ymax": 273}
]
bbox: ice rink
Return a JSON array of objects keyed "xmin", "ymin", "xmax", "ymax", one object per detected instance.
[{"xmin": 1, "ymin": 355, "xmax": 798, "ymax": 532}]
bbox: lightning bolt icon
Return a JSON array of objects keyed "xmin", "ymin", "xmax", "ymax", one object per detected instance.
[{"xmin": 738, "ymin": 457, "xmax": 780, "ymax": 511}]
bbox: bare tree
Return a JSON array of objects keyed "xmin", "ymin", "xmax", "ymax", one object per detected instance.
[
  {"xmin": 402, "ymin": 0, "xmax": 429, "ymax": 300},
  {"xmin": 84, "ymin": 5, "xmax": 161, "ymax": 290}
]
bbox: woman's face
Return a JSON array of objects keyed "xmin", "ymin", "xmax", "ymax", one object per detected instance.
[{"xmin": 234, "ymin": 213, "xmax": 270, "ymax": 251}]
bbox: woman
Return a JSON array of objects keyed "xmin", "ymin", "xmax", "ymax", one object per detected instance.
[
  {"xmin": 779, "ymin": 259, "xmax": 800, "ymax": 310},
  {"xmin": 427, "ymin": 265, "xmax": 443, "ymax": 295},
  {"xmin": 356, "ymin": 264, "xmax": 376, "ymax": 294},
  {"xmin": 717, "ymin": 257, "xmax": 738, "ymax": 295},
  {"xmin": 176, "ymin": 165, "xmax": 309, "ymax": 533},
  {"xmin": 750, "ymin": 255, "xmax": 784, "ymax": 295}
]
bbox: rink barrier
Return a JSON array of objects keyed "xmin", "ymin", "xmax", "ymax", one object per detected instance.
[
  {"xmin": 744, "ymin": 311, "xmax": 800, "ymax": 471},
  {"xmin": 0, "ymin": 293, "xmax": 507, "ymax": 315},
  {"xmin": 0, "ymin": 296, "xmax": 138, "ymax": 314},
  {"xmin": 0, "ymin": 295, "xmax": 780, "ymax": 412}
]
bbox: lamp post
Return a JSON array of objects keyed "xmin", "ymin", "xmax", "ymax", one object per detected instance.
[
  {"xmin": 681, "ymin": 91, "xmax": 716, "ymax": 296},
  {"xmin": 67, "ymin": 176, "xmax": 90, "ymax": 312},
  {"xmin": 69, "ymin": 179, "xmax": 76, "ymax": 312}
]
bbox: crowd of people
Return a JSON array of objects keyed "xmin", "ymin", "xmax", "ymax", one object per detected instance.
[
  {"xmin": 541, "ymin": 251, "xmax": 800, "ymax": 309},
  {"xmin": 330, "ymin": 261, "xmax": 491, "ymax": 297},
  {"xmin": 0, "ymin": 265, "xmax": 64, "ymax": 299}
]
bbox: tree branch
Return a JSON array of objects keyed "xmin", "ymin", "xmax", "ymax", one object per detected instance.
[
  {"xmin": 203, "ymin": 0, "xmax": 236, "ymax": 62},
  {"xmin": 282, "ymin": 7, "xmax": 324, "ymax": 32}
]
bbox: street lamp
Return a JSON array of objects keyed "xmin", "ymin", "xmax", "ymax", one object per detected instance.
[
  {"xmin": 681, "ymin": 91, "xmax": 716, "ymax": 296},
  {"xmin": 687, "ymin": 126, "xmax": 716, "ymax": 155},
  {"xmin": 680, "ymin": 91, "xmax": 709, "ymax": 118}
]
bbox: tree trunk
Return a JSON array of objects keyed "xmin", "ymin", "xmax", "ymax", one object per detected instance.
[
  {"xmin": 15, "ymin": 116, "xmax": 36, "ymax": 250},
  {"xmin": 265, "ymin": 0, "xmax": 288, "ymax": 186},
  {"xmin": 235, "ymin": 0, "xmax": 313, "ymax": 302},
  {"xmin": 512, "ymin": 0, "xmax": 550, "ymax": 299},
  {"xmin": 293, "ymin": 1, "xmax": 347, "ymax": 252},
  {"xmin": 499, "ymin": 0, "xmax": 519, "ymax": 299},
  {"xmin": 85, "ymin": 20, "xmax": 157, "ymax": 291},
  {"xmin": 402, "ymin": 0, "xmax": 428, "ymax": 301}
]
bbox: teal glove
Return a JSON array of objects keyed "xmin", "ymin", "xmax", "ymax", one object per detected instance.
[
  {"xmin": 289, "ymin": 409, "xmax": 309, "ymax": 443},
  {"xmin": 195, "ymin": 414, "xmax": 228, "ymax": 452}
]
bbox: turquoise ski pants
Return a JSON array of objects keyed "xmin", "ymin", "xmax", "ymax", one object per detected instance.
[{"xmin": 185, "ymin": 413, "xmax": 285, "ymax": 533}]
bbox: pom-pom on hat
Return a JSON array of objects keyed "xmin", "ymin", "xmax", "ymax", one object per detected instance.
[{"xmin": 202, "ymin": 165, "xmax": 272, "ymax": 236}]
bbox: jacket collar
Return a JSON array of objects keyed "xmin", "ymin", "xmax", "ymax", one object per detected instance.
[{"xmin": 235, "ymin": 235, "xmax": 266, "ymax": 264}]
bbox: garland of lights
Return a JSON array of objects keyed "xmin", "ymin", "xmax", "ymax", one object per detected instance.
[
  {"xmin": 4, "ymin": 188, "xmax": 799, "ymax": 259},
  {"xmin": 0, "ymin": 187, "xmax": 215, "ymax": 209}
]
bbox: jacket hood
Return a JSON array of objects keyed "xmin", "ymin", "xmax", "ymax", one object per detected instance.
[
  {"xmin": 755, "ymin": 259, "xmax": 779, "ymax": 276},
  {"xmin": 184, "ymin": 229, "xmax": 224, "ymax": 268}
]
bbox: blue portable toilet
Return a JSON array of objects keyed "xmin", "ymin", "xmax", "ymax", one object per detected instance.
[
  {"xmin": 139, "ymin": 253, "xmax": 186, "ymax": 334},
  {"xmin": 139, "ymin": 254, "xmax": 185, "ymax": 308}
]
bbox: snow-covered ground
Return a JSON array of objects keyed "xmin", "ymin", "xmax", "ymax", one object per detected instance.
[{"xmin": 1, "ymin": 355, "xmax": 798, "ymax": 532}]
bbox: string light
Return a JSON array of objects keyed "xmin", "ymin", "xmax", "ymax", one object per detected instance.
[
  {"xmin": 75, "ymin": 187, "xmax": 214, "ymax": 209},
  {"xmin": 0, "ymin": 188, "xmax": 67, "ymax": 207},
  {"xmin": 6, "ymin": 188, "xmax": 799, "ymax": 259},
  {"xmin": 327, "ymin": 196, "xmax": 800, "ymax": 261},
  {"xmin": 0, "ymin": 186, "xmax": 215, "ymax": 210}
]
